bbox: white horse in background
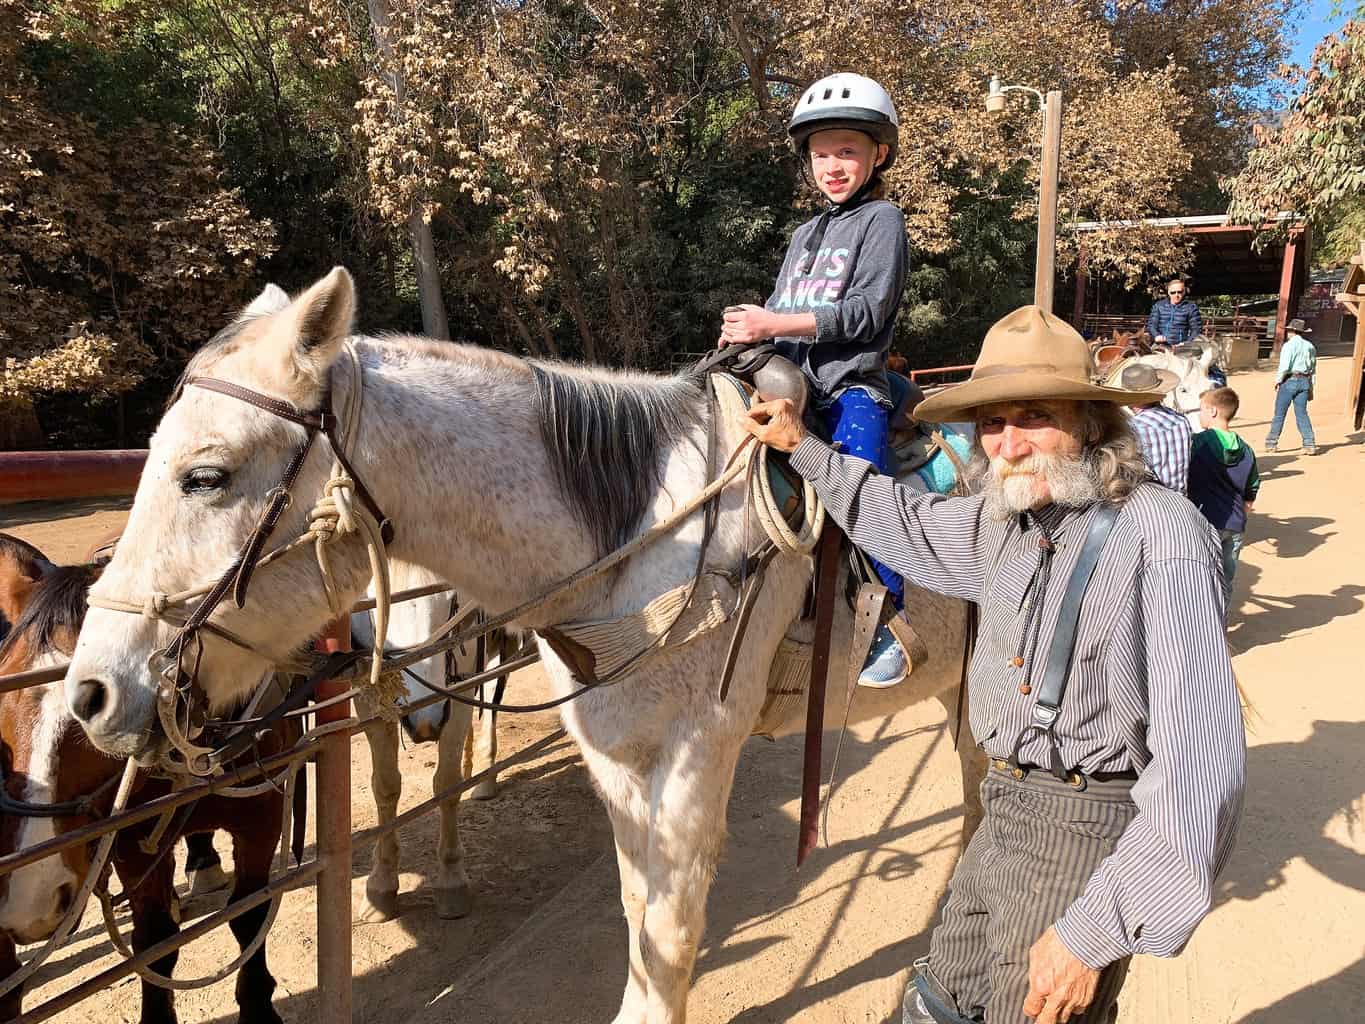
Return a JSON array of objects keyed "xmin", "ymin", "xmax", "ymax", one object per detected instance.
[
  {"xmin": 1109, "ymin": 343, "xmax": 1215, "ymax": 431},
  {"xmin": 351, "ymin": 565, "xmax": 511, "ymax": 922},
  {"xmin": 63, "ymin": 268, "xmax": 976, "ymax": 1024}
]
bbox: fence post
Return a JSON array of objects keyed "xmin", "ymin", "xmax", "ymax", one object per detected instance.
[{"xmin": 314, "ymin": 618, "xmax": 353, "ymax": 1021}]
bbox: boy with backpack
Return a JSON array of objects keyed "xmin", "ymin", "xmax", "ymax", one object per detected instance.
[{"xmin": 1189, "ymin": 386, "xmax": 1261, "ymax": 604}]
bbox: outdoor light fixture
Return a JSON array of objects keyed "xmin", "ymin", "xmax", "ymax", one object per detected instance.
[
  {"xmin": 985, "ymin": 74, "xmax": 1045, "ymax": 115},
  {"xmin": 985, "ymin": 74, "xmax": 1064, "ymax": 311}
]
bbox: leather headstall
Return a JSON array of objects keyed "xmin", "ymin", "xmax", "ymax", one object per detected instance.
[{"xmin": 153, "ymin": 375, "xmax": 391, "ymax": 766}]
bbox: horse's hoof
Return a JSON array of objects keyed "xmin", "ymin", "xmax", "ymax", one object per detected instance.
[
  {"xmin": 358, "ymin": 889, "xmax": 400, "ymax": 923},
  {"xmin": 469, "ymin": 779, "xmax": 498, "ymax": 801},
  {"xmin": 435, "ymin": 884, "xmax": 474, "ymax": 920},
  {"xmin": 237, "ymin": 1007, "xmax": 283, "ymax": 1024},
  {"xmin": 190, "ymin": 863, "xmax": 232, "ymax": 896}
]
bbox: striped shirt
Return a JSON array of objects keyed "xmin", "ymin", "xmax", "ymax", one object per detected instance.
[
  {"xmin": 1129, "ymin": 404, "xmax": 1193, "ymax": 494},
  {"xmin": 790, "ymin": 436, "xmax": 1246, "ymax": 969}
]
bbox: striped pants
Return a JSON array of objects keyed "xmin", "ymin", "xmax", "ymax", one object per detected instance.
[{"xmin": 910, "ymin": 766, "xmax": 1138, "ymax": 1023}]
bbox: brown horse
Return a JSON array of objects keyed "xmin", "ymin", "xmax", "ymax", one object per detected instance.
[
  {"xmin": 0, "ymin": 549, "xmax": 291, "ymax": 1024},
  {"xmin": 0, "ymin": 534, "xmax": 55, "ymax": 649},
  {"xmin": 1089, "ymin": 327, "xmax": 1155, "ymax": 379}
]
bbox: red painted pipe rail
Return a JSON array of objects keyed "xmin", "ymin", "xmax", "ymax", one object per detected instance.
[
  {"xmin": 909, "ymin": 363, "xmax": 974, "ymax": 382},
  {"xmin": 0, "ymin": 450, "xmax": 147, "ymax": 503}
]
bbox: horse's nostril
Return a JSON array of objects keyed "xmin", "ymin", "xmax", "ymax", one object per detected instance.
[
  {"xmin": 54, "ymin": 882, "xmax": 74, "ymax": 914},
  {"xmin": 71, "ymin": 679, "xmax": 108, "ymax": 723}
]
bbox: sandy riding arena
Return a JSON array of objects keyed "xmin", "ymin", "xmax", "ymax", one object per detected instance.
[{"xmin": 3, "ymin": 355, "xmax": 1361, "ymax": 1023}]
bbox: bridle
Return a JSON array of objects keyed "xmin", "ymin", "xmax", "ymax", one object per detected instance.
[
  {"xmin": 88, "ymin": 349, "xmax": 392, "ymax": 777},
  {"xmin": 0, "ymin": 757, "xmax": 120, "ymax": 821}
]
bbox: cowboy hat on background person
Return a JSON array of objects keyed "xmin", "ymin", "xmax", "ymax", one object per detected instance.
[
  {"xmin": 743, "ymin": 304, "xmax": 1245, "ymax": 1024},
  {"xmin": 1111, "ymin": 361, "xmax": 1192, "ymax": 494},
  {"xmin": 1267, "ymin": 317, "xmax": 1318, "ymax": 454}
]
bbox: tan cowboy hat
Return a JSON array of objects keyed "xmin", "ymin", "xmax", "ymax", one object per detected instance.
[
  {"xmin": 915, "ymin": 305, "xmax": 1168, "ymax": 423},
  {"xmin": 1103, "ymin": 359, "xmax": 1179, "ymax": 395}
]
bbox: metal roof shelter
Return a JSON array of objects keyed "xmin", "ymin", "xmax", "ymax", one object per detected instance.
[{"xmin": 1067, "ymin": 213, "xmax": 1311, "ymax": 347}]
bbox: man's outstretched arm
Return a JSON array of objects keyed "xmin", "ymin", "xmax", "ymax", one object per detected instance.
[{"xmin": 743, "ymin": 399, "xmax": 990, "ymax": 602}]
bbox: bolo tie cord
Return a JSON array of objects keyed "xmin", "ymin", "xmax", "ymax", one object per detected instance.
[{"xmin": 1009, "ymin": 515, "xmax": 1056, "ymax": 695}]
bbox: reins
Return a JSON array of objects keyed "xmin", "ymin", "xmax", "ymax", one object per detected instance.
[
  {"xmin": 88, "ymin": 343, "xmax": 819, "ymax": 771},
  {"xmin": 0, "ymin": 761, "xmax": 121, "ymax": 820}
]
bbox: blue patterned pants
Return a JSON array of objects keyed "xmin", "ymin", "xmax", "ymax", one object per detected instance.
[{"xmin": 825, "ymin": 388, "xmax": 904, "ymax": 610}]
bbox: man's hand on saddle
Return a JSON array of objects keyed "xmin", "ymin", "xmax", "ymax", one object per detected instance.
[
  {"xmin": 1023, "ymin": 926, "xmax": 1099, "ymax": 1024},
  {"xmin": 742, "ymin": 399, "xmax": 806, "ymax": 454},
  {"xmin": 719, "ymin": 304, "xmax": 773, "ymax": 346}
]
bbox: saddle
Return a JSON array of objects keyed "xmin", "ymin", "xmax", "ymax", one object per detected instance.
[
  {"xmin": 693, "ymin": 342, "xmax": 809, "ymax": 417},
  {"xmin": 886, "ymin": 370, "xmax": 924, "ymax": 434}
]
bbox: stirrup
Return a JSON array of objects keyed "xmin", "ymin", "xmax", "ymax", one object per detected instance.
[{"xmin": 858, "ymin": 623, "xmax": 907, "ymax": 689}]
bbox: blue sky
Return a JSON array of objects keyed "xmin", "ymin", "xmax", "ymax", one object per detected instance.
[{"xmin": 1289, "ymin": 0, "xmax": 1355, "ymax": 66}]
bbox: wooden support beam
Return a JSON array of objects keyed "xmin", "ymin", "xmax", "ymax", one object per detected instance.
[
  {"xmin": 1072, "ymin": 248, "xmax": 1089, "ymax": 326},
  {"xmin": 1273, "ymin": 232, "xmax": 1300, "ymax": 352},
  {"xmin": 0, "ymin": 450, "xmax": 146, "ymax": 504}
]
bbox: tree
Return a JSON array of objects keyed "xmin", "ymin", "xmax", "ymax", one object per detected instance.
[
  {"xmin": 0, "ymin": 0, "xmax": 275, "ymax": 445},
  {"xmin": 1098, "ymin": 0, "xmax": 1301, "ymax": 209},
  {"xmin": 3, "ymin": 0, "xmax": 1306, "ymax": 447},
  {"xmin": 364, "ymin": 0, "xmax": 449, "ymax": 339},
  {"xmin": 1225, "ymin": 15, "xmax": 1365, "ymax": 251}
]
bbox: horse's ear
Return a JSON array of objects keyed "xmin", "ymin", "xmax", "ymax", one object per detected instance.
[
  {"xmin": 289, "ymin": 267, "xmax": 355, "ymax": 360},
  {"xmin": 243, "ymin": 283, "xmax": 290, "ymax": 317}
]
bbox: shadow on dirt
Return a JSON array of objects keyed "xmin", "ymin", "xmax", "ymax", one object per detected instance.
[
  {"xmin": 192, "ymin": 709, "xmax": 967, "ymax": 1024},
  {"xmin": 0, "ymin": 497, "xmax": 132, "ymax": 531}
]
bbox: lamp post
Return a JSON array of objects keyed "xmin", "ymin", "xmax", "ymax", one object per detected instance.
[{"xmin": 987, "ymin": 75, "xmax": 1063, "ymax": 312}]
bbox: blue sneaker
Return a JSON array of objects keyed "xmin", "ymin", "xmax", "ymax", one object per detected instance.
[{"xmin": 858, "ymin": 623, "xmax": 907, "ymax": 688}]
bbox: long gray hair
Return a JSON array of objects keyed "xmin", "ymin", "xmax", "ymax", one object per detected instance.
[{"xmin": 965, "ymin": 401, "xmax": 1150, "ymax": 505}]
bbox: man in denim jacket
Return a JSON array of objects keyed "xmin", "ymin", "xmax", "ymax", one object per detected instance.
[{"xmin": 1146, "ymin": 279, "xmax": 1204, "ymax": 346}]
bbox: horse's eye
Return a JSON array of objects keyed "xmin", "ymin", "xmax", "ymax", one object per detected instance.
[{"xmin": 180, "ymin": 467, "xmax": 230, "ymax": 494}]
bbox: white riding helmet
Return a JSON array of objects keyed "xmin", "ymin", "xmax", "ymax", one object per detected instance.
[{"xmin": 788, "ymin": 73, "xmax": 899, "ymax": 170}]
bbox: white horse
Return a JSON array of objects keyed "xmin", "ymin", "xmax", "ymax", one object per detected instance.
[
  {"xmin": 63, "ymin": 268, "xmax": 974, "ymax": 1023},
  {"xmin": 1110, "ymin": 345, "xmax": 1215, "ymax": 430},
  {"xmin": 351, "ymin": 566, "xmax": 511, "ymax": 923}
]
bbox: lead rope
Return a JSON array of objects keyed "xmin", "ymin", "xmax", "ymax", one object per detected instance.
[
  {"xmin": 95, "ymin": 756, "xmax": 302, "ymax": 990},
  {"xmin": 0, "ymin": 758, "xmax": 139, "ymax": 1000},
  {"xmin": 310, "ymin": 343, "xmax": 391, "ymax": 691}
]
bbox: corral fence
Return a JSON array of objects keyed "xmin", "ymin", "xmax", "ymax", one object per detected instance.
[
  {"xmin": 0, "ymin": 362, "xmax": 972, "ymax": 1022},
  {"xmin": 0, "ymin": 572, "xmax": 560, "ymax": 1023},
  {"xmin": 1080, "ymin": 313, "xmax": 1275, "ymax": 363}
]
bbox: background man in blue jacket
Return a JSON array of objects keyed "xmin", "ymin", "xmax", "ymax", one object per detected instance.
[{"xmin": 1147, "ymin": 278, "xmax": 1204, "ymax": 346}]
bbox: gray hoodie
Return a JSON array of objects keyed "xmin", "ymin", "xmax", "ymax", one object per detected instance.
[{"xmin": 766, "ymin": 198, "xmax": 908, "ymax": 408}]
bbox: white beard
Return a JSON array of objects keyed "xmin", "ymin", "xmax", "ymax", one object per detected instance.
[{"xmin": 980, "ymin": 451, "xmax": 1102, "ymax": 521}]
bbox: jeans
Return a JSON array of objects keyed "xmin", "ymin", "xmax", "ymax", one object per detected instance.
[
  {"xmin": 1267, "ymin": 377, "xmax": 1315, "ymax": 449},
  {"xmin": 825, "ymin": 388, "xmax": 904, "ymax": 610},
  {"xmin": 1218, "ymin": 529, "xmax": 1243, "ymax": 606}
]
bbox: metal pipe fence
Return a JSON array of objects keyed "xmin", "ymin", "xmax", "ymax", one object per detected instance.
[{"xmin": 0, "ymin": 577, "xmax": 547, "ymax": 1024}]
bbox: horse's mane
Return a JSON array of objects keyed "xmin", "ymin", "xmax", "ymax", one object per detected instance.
[
  {"xmin": 529, "ymin": 362, "xmax": 709, "ymax": 557},
  {"xmin": 0, "ymin": 565, "xmax": 97, "ymax": 665},
  {"xmin": 167, "ymin": 315, "xmax": 713, "ymax": 558}
]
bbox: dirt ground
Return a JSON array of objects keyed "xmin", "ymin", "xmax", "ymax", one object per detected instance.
[{"xmin": 2, "ymin": 355, "xmax": 1361, "ymax": 1023}]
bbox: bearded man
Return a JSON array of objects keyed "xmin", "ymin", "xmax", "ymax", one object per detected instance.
[{"xmin": 744, "ymin": 306, "xmax": 1245, "ymax": 1024}]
